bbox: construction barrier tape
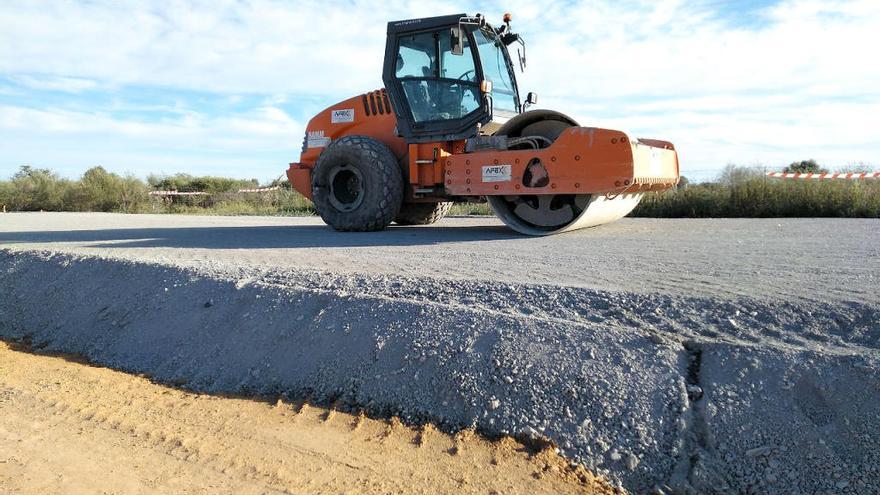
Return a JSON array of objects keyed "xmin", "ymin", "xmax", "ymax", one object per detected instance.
[
  {"xmin": 766, "ymin": 172, "xmax": 880, "ymax": 180},
  {"xmin": 149, "ymin": 186, "xmax": 281, "ymax": 196},
  {"xmin": 148, "ymin": 191, "xmax": 209, "ymax": 196},
  {"xmin": 237, "ymin": 186, "xmax": 281, "ymax": 193}
]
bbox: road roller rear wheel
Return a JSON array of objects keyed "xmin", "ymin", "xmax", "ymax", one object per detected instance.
[{"xmin": 311, "ymin": 135, "xmax": 403, "ymax": 232}]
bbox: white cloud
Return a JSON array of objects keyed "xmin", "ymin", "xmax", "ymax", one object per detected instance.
[
  {"xmin": 0, "ymin": 104, "xmax": 298, "ymax": 139},
  {"xmin": 0, "ymin": 0, "xmax": 412, "ymax": 95},
  {"xmin": 0, "ymin": 103, "xmax": 302, "ymax": 179},
  {"xmin": 512, "ymin": 0, "xmax": 880, "ymax": 176},
  {"xmin": 0, "ymin": 0, "xmax": 878, "ymax": 180},
  {"xmin": 10, "ymin": 75, "xmax": 98, "ymax": 92}
]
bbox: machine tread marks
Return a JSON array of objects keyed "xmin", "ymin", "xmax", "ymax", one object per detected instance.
[
  {"xmin": 395, "ymin": 202, "xmax": 453, "ymax": 225},
  {"xmin": 311, "ymin": 135, "xmax": 404, "ymax": 231}
]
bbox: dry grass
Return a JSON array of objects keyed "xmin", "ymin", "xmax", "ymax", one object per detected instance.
[
  {"xmin": 634, "ymin": 176, "xmax": 880, "ymax": 218},
  {"xmin": 3, "ymin": 165, "xmax": 876, "ymax": 218}
]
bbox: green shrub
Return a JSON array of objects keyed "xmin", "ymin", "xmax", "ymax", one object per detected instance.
[
  {"xmin": 147, "ymin": 173, "xmax": 258, "ymax": 193},
  {"xmin": 783, "ymin": 159, "xmax": 827, "ymax": 174},
  {"xmin": 0, "ymin": 181, "xmax": 12, "ymax": 212},
  {"xmin": 64, "ymin": 166, "xmax": 150, "ymax": 212},
  {"xmin": 5, "ymin": 166, "xmax": 73, "ymax": 211}
]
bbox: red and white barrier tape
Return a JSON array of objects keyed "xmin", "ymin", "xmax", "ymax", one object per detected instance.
[
  {"xmin": 148, "ymin": 190, "xmax": 209, "ymax": 196},
  {"xmin": 149, "ymin": 186, "xmax": 281, "ymax": 196},
  {"xmin": 766, "ymin": 172, "xmax": 880, "ymax": 180},
  {"xmin": 237, "ymin": 186, "xmax": 281, "ymax": 193}
]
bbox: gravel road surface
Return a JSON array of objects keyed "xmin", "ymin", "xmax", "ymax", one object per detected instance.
[
  {"xmin": 1, "ymin": 212, "xmax": 876, "ymax": 304},
  {"xmin": 1, "ymin": 212, "xmax": 878, "ymax": 493}
]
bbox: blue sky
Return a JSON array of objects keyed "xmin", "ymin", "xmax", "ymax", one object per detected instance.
[{"xmin": 1, "ymin": 0, "xmax": 878, "ymax": 183}]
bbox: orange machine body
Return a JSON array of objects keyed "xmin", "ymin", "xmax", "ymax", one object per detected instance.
[
  {"xmin": 288, "ymin": 90, "xmax": 405, "ymax": 201},
  {"xmin": 287, "ymin": 90, "xmax": 679, "ymax": 202},
  {"xmin": 444, "ymin": 128, "xmax": 678, "ymax": 196}
]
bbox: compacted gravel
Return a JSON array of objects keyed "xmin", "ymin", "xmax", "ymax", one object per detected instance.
[{"xmin": 1, "ymin": 212, "xmax": 877, "ymax": 493}]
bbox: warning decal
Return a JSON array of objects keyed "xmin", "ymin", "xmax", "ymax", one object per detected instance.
[{"xmin": 307, "ymin": 130, "xmax": 331, "ymax": 149}]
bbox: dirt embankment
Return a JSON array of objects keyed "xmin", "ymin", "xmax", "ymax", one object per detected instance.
[
  {"xmin": 1, "ymin": 214, "xmax": 878, "ymax": 493},
  {"xmin": 0, "ymin": 341, "xmax": 614, "ymax": 494}
]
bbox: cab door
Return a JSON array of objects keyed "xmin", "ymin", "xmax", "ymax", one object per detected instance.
[{"xmin": 383, "ymin": 14, "xmax": 490, "ymax": 143}]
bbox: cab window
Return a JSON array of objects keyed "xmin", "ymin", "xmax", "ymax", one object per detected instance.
[
  {"xmin": 395, "ymin": 30, "xmax": 481, "ymax": 123},
  {"xmin": 472, "ymin": 29, "xmax": 518, "ymax": 115},
  {"xmin": 396, "ymin": 32, "xmax": 433, "ymax": 78}
]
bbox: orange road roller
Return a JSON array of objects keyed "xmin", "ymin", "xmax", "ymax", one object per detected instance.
[{"xmin": 287, "ymin": 13, "xmax": 679, "ymax": 235}]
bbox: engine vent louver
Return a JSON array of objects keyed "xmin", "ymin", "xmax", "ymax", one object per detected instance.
[
  {"xmin": 361, "ymin": 89, "xmax": 391, "ymax": 117},
  {"xmin": 369, "ymin": 92, "xmax": 378, "ymax": 115},
  {"xmin": 382, "ymin": 91, "xmax": 392, "ymax": 114}
]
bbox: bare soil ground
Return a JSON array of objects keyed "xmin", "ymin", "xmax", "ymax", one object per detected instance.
[{"xmin": 0, "ymin": 341, "xmax": 613, "ymax": 494}]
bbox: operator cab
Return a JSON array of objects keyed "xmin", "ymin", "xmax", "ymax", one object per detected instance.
[{"xmin": 382, "ymin": 13, "xmax": 523, "ymax": 143}]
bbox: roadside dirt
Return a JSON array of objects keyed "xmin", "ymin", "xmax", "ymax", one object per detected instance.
[{"xmin": 0, "ymin": 341, "xmax": 616, "ymax": 494}]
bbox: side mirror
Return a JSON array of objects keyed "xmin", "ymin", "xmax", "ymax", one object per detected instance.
[
  {"xmin": 524, "ymin": 92, "xmax": 538, "ymax": 109},
  {"xmin": 451, "ymin": 27, "xmax": 464, "ymax": 56}
]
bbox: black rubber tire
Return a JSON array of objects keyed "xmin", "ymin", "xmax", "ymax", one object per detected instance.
[
  {"xmin": 394, "ymin": 202, "xmax": 453, "ymax": 225},
  {"xmin": 311, "ymin": 135, "xmax": 403, "ymax": 232}
]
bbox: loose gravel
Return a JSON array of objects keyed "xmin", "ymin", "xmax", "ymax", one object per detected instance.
[{"xmin": 1, "ymin": 214, "xmax": 878, "ymax": 493}]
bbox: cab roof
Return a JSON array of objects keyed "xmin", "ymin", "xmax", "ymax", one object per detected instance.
[{"xmin": 386, "ymin": 13, "xmax": 467, "ymax": 34}]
